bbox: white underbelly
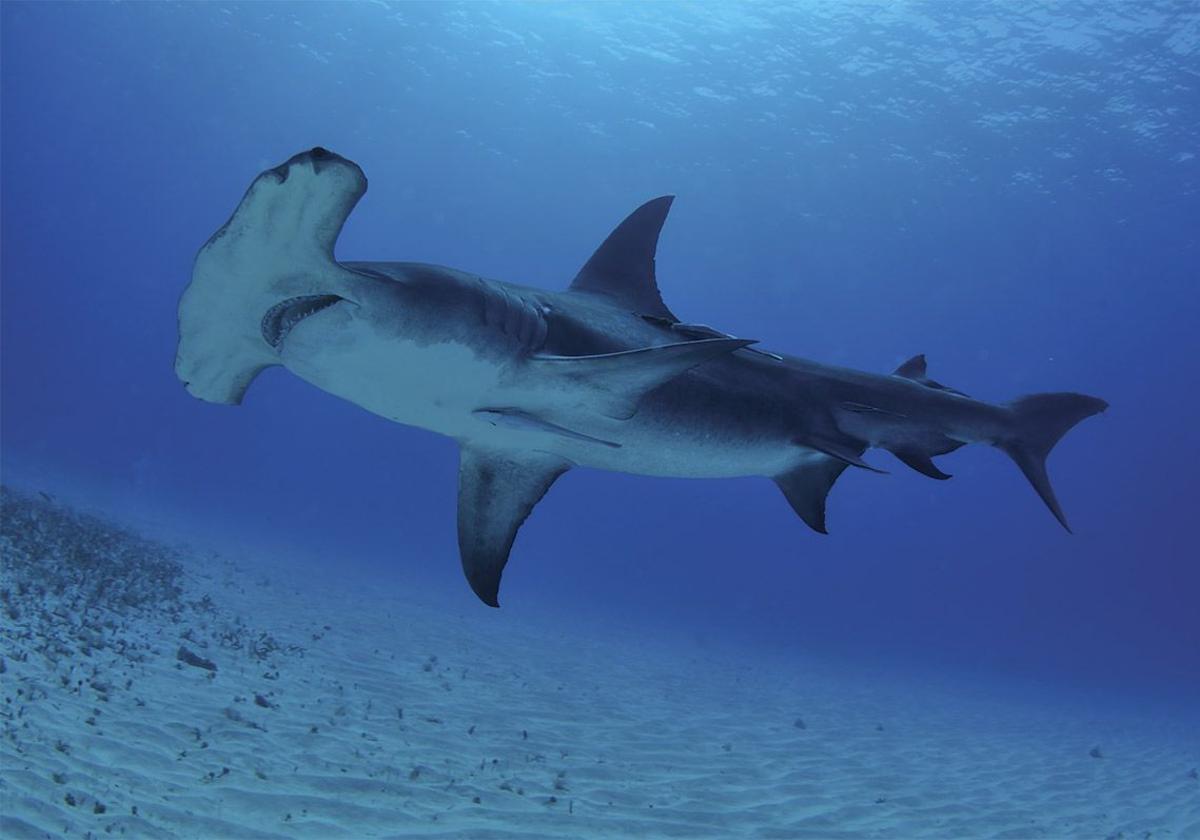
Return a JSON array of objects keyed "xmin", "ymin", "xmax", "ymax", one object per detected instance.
[
  {"xmin": 563, "ymin": 427, "xmax": 799, "ymax": 478},
  {"xmin": 283, "ymin": 332, "xmax": 794, "ymax": 479},
  {"xmin": 284, "ymin": 335, "xmax": 507, "ymax": 436}
]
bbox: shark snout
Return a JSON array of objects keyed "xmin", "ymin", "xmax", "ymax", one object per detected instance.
[
  {"xmin": 177, "ymin": 147, "xmax": 368, "ymax": 404},
  {"xmin": 268, "ymin": 147, "xmax": 352, "ymax": 184}
]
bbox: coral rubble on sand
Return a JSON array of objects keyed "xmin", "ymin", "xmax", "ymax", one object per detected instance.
[
  {"xmin": 1, "ymin": 486, "xmax": 1195, "ymax": 839},
  {"xmin": 2, "ymin": 487, "xmax": 187, "ymax": 652},
  {"xmin": 0, "ymin": 486, "xmax": 302, "ymax": 836}
]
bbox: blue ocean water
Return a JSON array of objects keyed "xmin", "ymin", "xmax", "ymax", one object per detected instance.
[{"xmin": 2, "ymin": 3, "xmax": 1198, "ymax": 830}]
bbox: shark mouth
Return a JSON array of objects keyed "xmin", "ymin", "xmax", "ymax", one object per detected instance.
[{"xmin": 261, "ymin": 294, "xmax": 344, "ymax": 348}]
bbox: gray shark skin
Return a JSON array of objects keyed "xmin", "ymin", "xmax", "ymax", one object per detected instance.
[{"xmin": 176, "ymin": 148, "xmax": 1108, "ymax": 607}]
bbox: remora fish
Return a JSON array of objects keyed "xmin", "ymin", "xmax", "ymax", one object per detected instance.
[{"xmin": 176, "ymin": 148, "xmax": 1107, "ymax": 606}]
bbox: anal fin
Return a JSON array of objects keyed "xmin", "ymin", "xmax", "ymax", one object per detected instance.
[{"xmin": 891, "ymin": 448, "xmax": 952, "ymax": 480}]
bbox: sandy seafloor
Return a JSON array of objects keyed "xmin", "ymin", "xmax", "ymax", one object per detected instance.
[{"xmin": 1, "ymin": 484, "xmax": 1197, "ymax": 840}]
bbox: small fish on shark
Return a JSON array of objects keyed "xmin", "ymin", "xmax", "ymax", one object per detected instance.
[{"xmin": 176, "ymin": 147, "xmax": 1107, "ymax": 607}]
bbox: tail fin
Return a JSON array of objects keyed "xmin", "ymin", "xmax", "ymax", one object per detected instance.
[{"xmin": 999, "ymin": 393, "xmax": 1107, "ymax": 532}]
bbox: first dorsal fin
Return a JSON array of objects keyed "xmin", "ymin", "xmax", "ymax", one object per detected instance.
[
  {"xmin": 894, "ymin": 354, "xmax": 927, "ymax": 379},
  {"xmin": 569, "ymin": 196, "xmax": 677, "ymax": 321}
]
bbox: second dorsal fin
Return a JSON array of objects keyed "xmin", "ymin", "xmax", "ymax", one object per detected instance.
[
  {"xmin": 892, "ymin": 353, "xmax": 970, "ymax": 397},
  {"xmin": 894, "ymin": 354, "xmax": 927, "ymax": 379},
  {"xmin": 569, "ymin": 196, "xmax": 677, "ymax": 321}
]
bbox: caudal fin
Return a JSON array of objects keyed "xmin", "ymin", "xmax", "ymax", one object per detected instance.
[{"xmin": 999, "ymin": 393, "xmax": 1108, "ymax": 532}]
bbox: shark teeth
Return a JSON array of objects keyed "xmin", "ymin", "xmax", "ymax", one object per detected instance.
[{"xmin": 261, "ymin": 295, "xmax": 343, "ymax": 348}]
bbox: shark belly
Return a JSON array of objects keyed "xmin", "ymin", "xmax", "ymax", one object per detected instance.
[
  {"xmin": 280, "ymin": 322, "xmax": 508, "ymax": 438},
  {"xmin": 283, "ymin": 315, "xmax": 793, "ymax": 478},
  {"xmin": 485, "ymin": 365, "xmax": 801, "ymax": 479},
  {"xmin": 562, "ymin": 409, "xmax": 797, "ymax": 478}
]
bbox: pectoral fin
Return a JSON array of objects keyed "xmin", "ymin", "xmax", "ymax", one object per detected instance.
[
  {"xmin": 775, "ymin": 457, "xmax": 852, "ymax": 534},
  {"xmin": 457, "ymin": 447, "xmax": 569, "ymax": 607},
  {"xmin": 532, "ymin": 337, "xmax": 755, "ymax": 419}
]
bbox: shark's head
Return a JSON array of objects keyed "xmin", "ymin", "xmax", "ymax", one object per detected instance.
[{"xmin": 175, "ymin": 147, "xmax": 370, "ymax": 404}]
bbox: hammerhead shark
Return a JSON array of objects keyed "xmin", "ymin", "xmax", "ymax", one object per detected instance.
[{"xmin": 176, "ymin": 148, "xmax": 1107, "ymax": 607}]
